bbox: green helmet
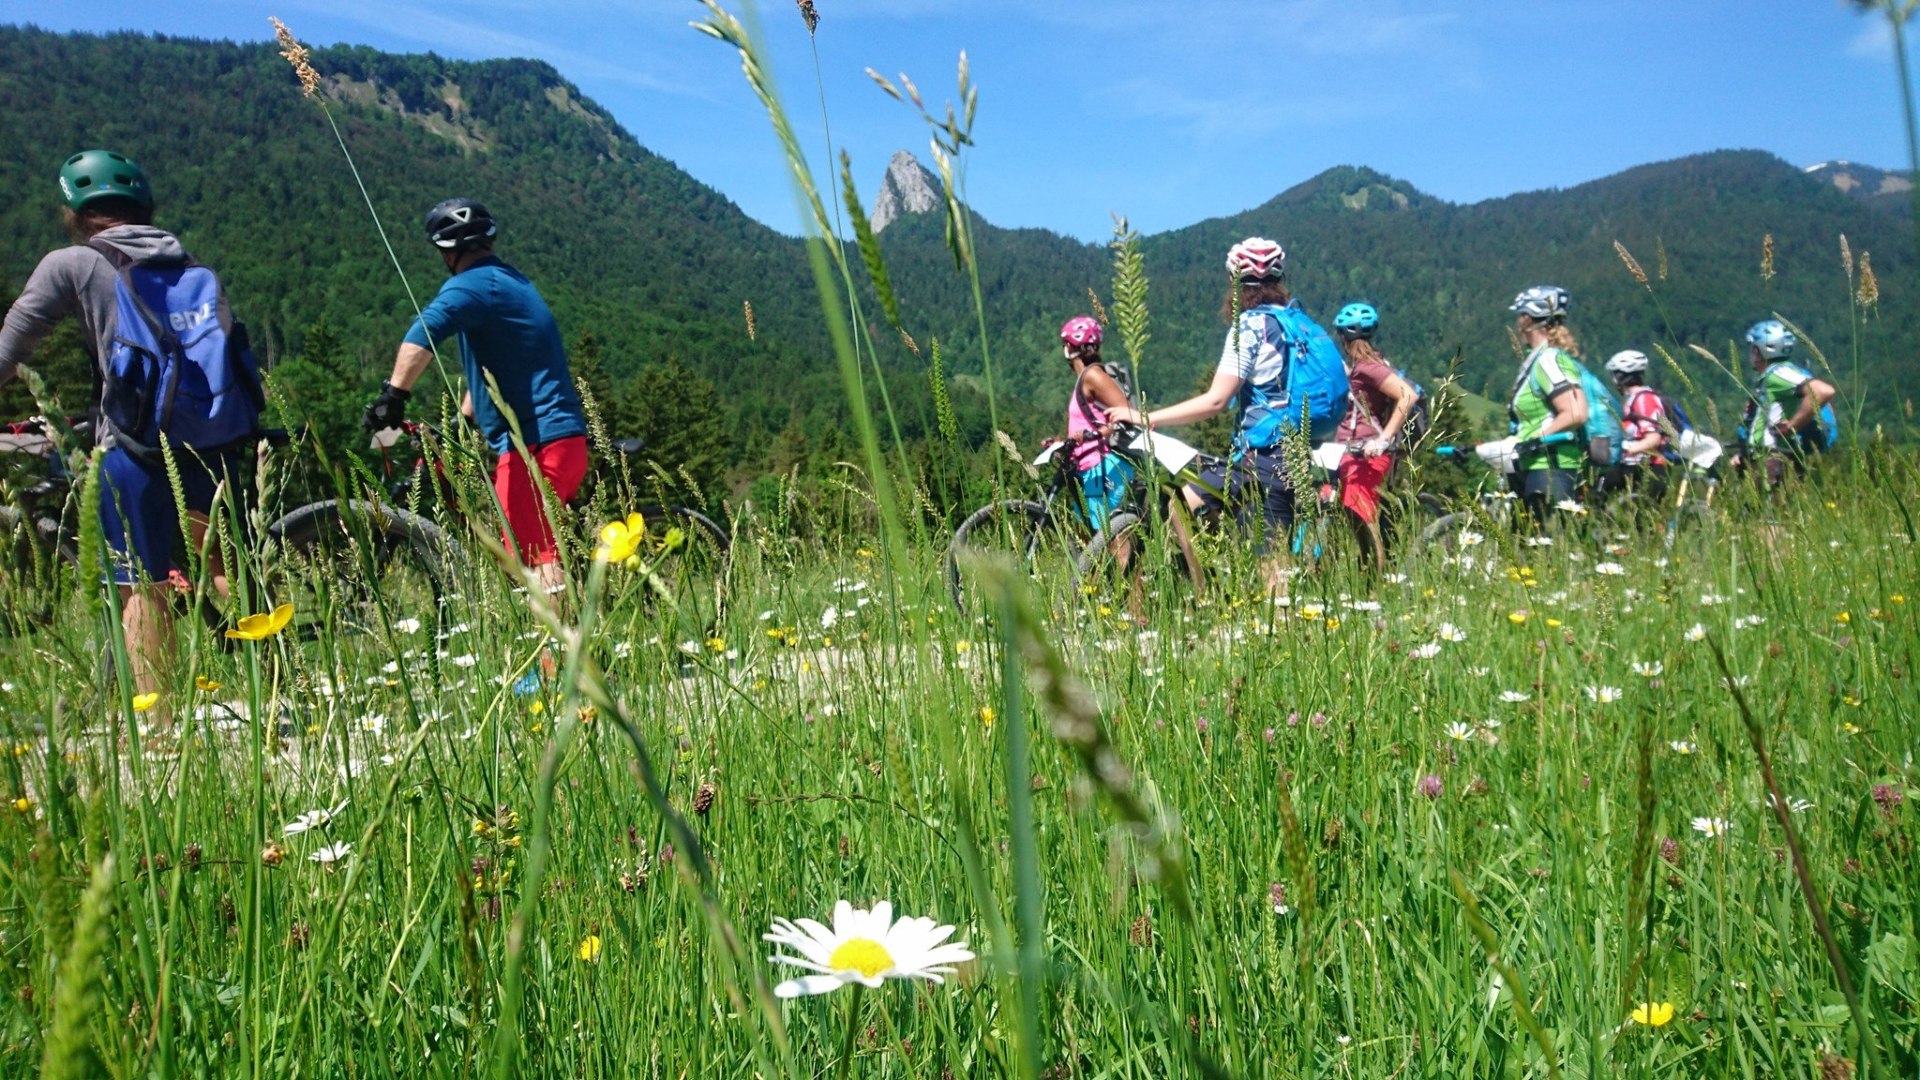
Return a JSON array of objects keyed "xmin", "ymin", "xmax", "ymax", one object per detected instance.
[{"xmin": 58, "ymin": 150, "xmax": 153, "ymax": 212}]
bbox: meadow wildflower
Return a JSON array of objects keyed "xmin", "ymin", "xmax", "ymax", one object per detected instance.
[
  {"xmin": 1690, "ymin": 817, "xmax": 1729, "ymax": 838},
  {"xmin": 596, "ymin": 513, "xmax": 647, "ymax": 563},
  {"xmin": 1630, "ymin": 1001, "xmax": 1675, "ymax": 1027},
  {"xmin": 1499, "ymin": 690, "xmax": 1531, "ymax": 703},
  {"xmin": 1684, "ymin": 623, "xmax": 1707, "ymax": 642},
  {"xmin": 309, "ymin": 842, "xmax": 353, "ymax": 866},
  {"xmin": 763, "ymin": 900, "xmax": 974, "ymax": 999},
  {"xmin": 1508, "ymin": 611, "xmax": 1529, "ymax": 625},
  {"xmin": 1594, "ymin": 562, "xmax": 1626, "ymax": 576},
  {"xmin": 1764, "ymin": 793, "xmax": 1814, "ymax": 814},
  {"xmin": 1445, "ymin": 721, "xmax": 1473, "ymax": 742},
  {"xmin": 394, "ymin": 617, "xmax": 422, "ymax": 634},
  {"xmin": 1438, "ymin": 623, "xmax": 1466, "ymax": 642},
  {"xmin": 1554, "ymin": 499, "xmax": 1587, "ymax": 515},
  {"xmin": 12, "ymin": 797, "xmax": 31, "ymax": 813},
  {"xmin": 1585, "ymin": 686, "xmax": 1623, "ymax": 703},
  {"xmin": 132, "ymin": 692, "xmax": 159, "ymax": 713},
  {"xmin": 195, "ymin": 675, "xmax": 222, "ymax": 693},
  {"xmin": 1668, "ymin": 740, "xmax": 1697, "ymax": 755},
  {"xmin": 226, "ymin": 603, "xmax": 295, "ymax": 641},
  {"xmin": 1417, "ymin": 774, "xmax": 1444, "ymax": 800},
  {"xmin": 577, "ymin": 934, "xmax": 603, "ymax": 962},
  {"xmin": 283, "ymin": 799, "xmax": 348, "ymax": 836},
  {"xmin": 1632, "ymin": 661, "xmax": 1664, "ymax": 678},
  {"xmin": 1410, "ymin": 643, "xmax": 1442, "ymax": 660}
]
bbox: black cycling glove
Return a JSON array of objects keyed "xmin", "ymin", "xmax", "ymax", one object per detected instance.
[{"xmin": 364, "ymin": 382, "xmax": 411, "ymax": 432}]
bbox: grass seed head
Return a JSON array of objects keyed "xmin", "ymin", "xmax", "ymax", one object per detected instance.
[{"xmin": 269, "ymin": 17, "xmax": 321, "ymax": 98}]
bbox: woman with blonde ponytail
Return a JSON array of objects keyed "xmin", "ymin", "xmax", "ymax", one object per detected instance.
[{"xmin": 1496, "ymin": 286, "xmax": 1590, "ymax": 519}]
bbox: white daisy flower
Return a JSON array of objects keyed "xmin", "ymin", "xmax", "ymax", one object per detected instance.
[
  {"xmin": 1385, "ymin": 573, "xmax": 1409, "ymax": 585},
  {"xmin": 1445, "ymin": 721, "xmax": 1474, "ymax": 742},
  {"xmin": 308, "ymin": 841, "xmax": 353, "ymax": 865},
  {"xmin": 1438, "ymin": 623, "xmax": 1467, "ymax": 642},
  {"xmin": 1668, "ymin": 740, "xmax": 1696, "ymax": 755},
  {"xmin": 1410, "ymin": 642, "xmax": 1443, "ymax": 660},
  {"xmin": 1690, "ymin": 817, "xmax": 1729, "ymax": 838},
  {"xmin": 1585, "ymin": 686, "xmax": 1623, "ymax": 704},
  {"xmin": 1764, "ymin": 793, "xmax": 1814, "ymax": 814},
  {"xmin": 1723, "ymin": 675, "xmax": 1752, "ymax": 689},
  {"xmin": 451, "ymin": 654, "xmax": 478, "ymax": 669},
  {"xmin": 1524, "ymin": 536, "xmax": 1554, "ymax": 547},
  {"xmin": 1499, "ymin": 690, "xmax": 1532, "ymax": 704},
  {"xmin": 1700, "ymin": 594, "xmax": 1727, "ymax": 606},
  {"xmin": 1684, "ymin": 623, "xmax": 1707, "ymax": 642},
  {"xmin": 381, "ymin": 660, "xmax": 400, "ymax": 675},
  {"xmin": 282, "ymin": 799, "xmax": 349, "ymax": 837},
  {"xmin": 613, "ymin": 641, "xmax": 635, "ymax": 659},
  {"xmin": 1467, "ymin": 666, "xmax": 1492, "ymax": 678},
  {"xmin": 1349, "ymin": 600, "xmax": 1382, "ymax": 613},
  {"xmin": 394, "ymin": 618, "xmax": 423, "ymax": 634},
  {"xmin": 1457, "ymin": 531, "xmax": 1485, "ymax": 547},
  {"xmin": 1733, "ymin": 615, "xmax": 1767, "ymax": 630},
  {"xmin": 1554, "ymin": 499, "xmax": 1587, "ymax": 515},
  {"xmin": 763, "ymin": 900, "xmax": 974, "ymax": 998},
  {"xmin": 1631, "ymin": 661, "xmax": 1664, "ymax": 678},
  {"xmin": 1593, "ymin": 562, "xmax": 1626, "ymax": 576},
  {"xmin": 821, "ymin": 606, "xmax": 839, "ymax": 631}
]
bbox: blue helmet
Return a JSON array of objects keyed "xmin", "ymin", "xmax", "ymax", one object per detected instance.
[
  {"xmin": 1333, "ymin": 302, "xmax": 1379, "ymax": 337},
  {"xmin": 1745, "ymin": 319, "xmax": 1795, "ymax": 360}
]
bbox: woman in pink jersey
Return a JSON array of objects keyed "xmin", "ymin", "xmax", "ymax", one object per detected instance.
[
  {"xmin": 1330, "ymin": 303, "xmax": 1421, "ymax": 570},
  {"xmin": 1060, "ymin": 317, "xmax": 1136, "ymax": 533}
]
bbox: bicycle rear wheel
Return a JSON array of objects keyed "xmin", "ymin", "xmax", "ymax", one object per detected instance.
[
  {"xmin": 260, "ymin": 500, "xmax": 456, "ymax": 641},
  {"xmin": 619, "ymin": 503, "xmax": 732, "ymax": 639},
  {"xmin": 947, "ymin": 500, "xmax": 1085, "ymax": 617}
]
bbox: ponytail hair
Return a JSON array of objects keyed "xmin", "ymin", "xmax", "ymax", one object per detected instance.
[
  {"xmin": 1340, "ymin": 335, "xmax": 1385, "ymax": 367},
  {"xmin": 1544, "ymin": 323, "xmax": 1582, "ymax": 358}
]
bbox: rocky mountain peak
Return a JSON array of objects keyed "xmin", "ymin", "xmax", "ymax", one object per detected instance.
[{"xmin": 870, "ymin": 150, "xmax": 941, "ymax": 233}]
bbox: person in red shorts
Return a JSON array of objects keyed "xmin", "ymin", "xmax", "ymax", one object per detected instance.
[
  {"xmin": 1329, "ymin": 303, "xmax": 1421, "ymax": 570},
  {"xmin": 365, "ymin": 198, "xmax": 589, "ymax": 599}
]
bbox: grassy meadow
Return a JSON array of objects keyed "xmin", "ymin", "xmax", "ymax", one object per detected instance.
[{"xmin": 0, "ymin": 443, "xmax": 1914, "ymax": 1078}]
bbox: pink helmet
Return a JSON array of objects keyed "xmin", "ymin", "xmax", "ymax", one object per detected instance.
[
  {"xmin": 1059, "ymin": 316, "xmax": 1103, "ymax": 348},
  {"xmin": 1226, "ymin": 237, "xmax": 1286, "ymax": 281}
]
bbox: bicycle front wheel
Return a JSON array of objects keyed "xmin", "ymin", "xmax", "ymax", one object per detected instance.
[
  {"xmin": 261, "ymin": 500, "xmax": 457, "ymax": 641},
  {"xmin": 947, "ymin": 500, "xmax": 1085, "ymax": 617}
]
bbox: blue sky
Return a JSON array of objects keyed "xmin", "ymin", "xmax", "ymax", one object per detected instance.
[{"xmin": 5, "ymin": 0, "xmax": 1914, "ymax": 240}]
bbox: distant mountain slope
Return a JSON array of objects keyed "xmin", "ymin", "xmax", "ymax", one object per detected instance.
[
  {"xmin": 1806, "ymin": 159, "xmax": 1914, "ymax": 217},
  {"xmin": 873, "ymin": 151, "xmax": 1917, "ymax": 426}
]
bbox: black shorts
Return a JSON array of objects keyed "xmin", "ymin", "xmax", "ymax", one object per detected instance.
[
  {"xmin": 1191, "ymin": 447, "xmax": 1295, "ymax": 552},
  {"xmin": 1514, "ymin": 467, "xmax": 1578, "ymax": 518}
]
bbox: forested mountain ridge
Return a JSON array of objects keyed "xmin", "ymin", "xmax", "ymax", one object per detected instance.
[{"xmin": 0, "ymin": 27, "xmax": 1913, "ymax": 517}]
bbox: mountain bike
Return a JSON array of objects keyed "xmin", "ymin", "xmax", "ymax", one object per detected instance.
[
  {"xmin": 945, "ymin": 427, "xmax": 1223, "ymax": 617},
  {"xmin": 334, "ymin": 421, "xmax": 732, "ymax": 637}
]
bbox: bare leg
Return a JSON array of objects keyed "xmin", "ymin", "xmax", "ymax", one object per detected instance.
[
  {"xmin": 187, "ymin": 511, "xmax": 230, "ymax": 602},
  {"xmin": 121, "ymin": 583, "xmax": 174, "ymax": 722},
  {"xmin": 534, "ymin": 560, "xmax": 567, "ymax": 679}
]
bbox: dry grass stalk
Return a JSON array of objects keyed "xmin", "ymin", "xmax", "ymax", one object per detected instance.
[
  {"xmin": 1761, "ymin": 232, "xmax": 1776, "ymax": 281},
  {"xmin": 269, "ymin": 17, "xmax": 320, "ymax": 98},
  {"xmin": 1614, "ymin": 240, "xmax": 1649, "ymax": 287},
  {"xmin": 794, "ymin": 0, "xmax": 819, "ymax": 35},
  {"xmin": 743, "ymin": 299, "xmax": 757, "ymax": 341},
  {"xmin": 1858, "ymin": 252, "xmax": 1880, "ymax": 307},
  {"xmin": 1840, "ymin": 233, "xmax": 1854, "ymax": 281}
]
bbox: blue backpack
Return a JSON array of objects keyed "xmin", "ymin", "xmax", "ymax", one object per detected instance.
[
  {"xmin": 90, "ymin": 239, "xmax": 263, "ymax": 458},
  {"xmin": 1238, "ymin": 303, "xmax": 1350, "ymax": 448},
  {"xmin": 1573, "ymin": 361, "xmax": 1625, "ymax": 467}
]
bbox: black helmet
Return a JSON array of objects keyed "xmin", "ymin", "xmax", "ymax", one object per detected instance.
[{"xmin": 424, "ymin": 198, "xmax": 497, "ymax": 252}]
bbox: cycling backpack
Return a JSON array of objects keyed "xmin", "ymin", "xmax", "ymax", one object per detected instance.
[
  {"xmin": 1397, "ymin": 368, "xmax": 1430, "ymax": 447},
  {"xmin": 1575, "ymin": 361, "xmax": 1625, "ymax": 467},
  {"xmin": 1238, "ymin": 303, "xmax": 1350, "ymax": 448},
  {"xmin": 89, "ymin": 239, "xmax": 263, "ymax": 459}
]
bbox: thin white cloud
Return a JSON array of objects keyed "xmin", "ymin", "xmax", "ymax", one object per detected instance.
[{"xmin": 1848, "ymin": 19, "xmax": 1894, "ymax": 59}]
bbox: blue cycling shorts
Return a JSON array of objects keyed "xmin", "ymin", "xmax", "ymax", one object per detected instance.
[
  {"xmin": 98, "ymin": 445, "xmax": 239, "ymax": 587},
  {"xmin": 1077, "ymin": 454, "xmax": 1134, "ymax": 533}
]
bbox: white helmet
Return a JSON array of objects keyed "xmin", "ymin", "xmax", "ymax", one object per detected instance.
[
  {"xmin": 1226, "ymin": 237, "xmax": 1287, "ymax": 281},
  {"xmin": 1509, "ymin": 285, "xmax": 1571, "ymax": 322},
  {"xmin": 1746, "ymin": 319, "xmax": 1795, "ymax": 360},
  {"xmin": 1604, "ymin": 349, "xmax": 1650, "ymax": 375}
]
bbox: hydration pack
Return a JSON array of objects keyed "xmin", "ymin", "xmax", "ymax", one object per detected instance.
[
  {"xmin": 1239, "ymin": 303, "xmax": 1350, "ymax": 448},
  {"xmin": 89, "ymin": 238, "xmax": 263, "ymax": 460},
  {"xmin": 1575, "ymin": 361, "xmax": 1625, "ymax": 467}
]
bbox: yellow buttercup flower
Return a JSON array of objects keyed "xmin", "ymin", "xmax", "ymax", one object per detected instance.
[
  {"xmin": 577, "ymin": 934, "xmax": 602, "ymax": 962},
  {"xmin": 978, "ymin": 706, "xmax": 996, "ymax": 729},
  {"xmin": 226, "ymin": 603, "xmax": 294, "ymax": 641},
  {"xmin": 1834, "ymin": 612, "xmax": 1851, "ymax": 625},
  {"xmin": 195, "ymin": 675, "xmax": 223, "ymax": 693},
  {"xmin": 1508, "ymin": 611, "xmax": 1528, "ymax": 625},
  {"xmin": 1630, "ymin": 1001, "xmax": 1675, "ymax": 1027},
  {"xmin": 132, "ymin": 692, "xmax": 160, "ymax": 713},
  {"xmin": 13, "ymin": 797, "xmax": 31, "ymax": 813},
  {"xmin": 595, "ymin": 512, "xmax": 647, "ymax": 563}
]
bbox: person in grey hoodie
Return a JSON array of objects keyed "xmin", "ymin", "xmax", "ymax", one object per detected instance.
[{"xmin": 0, "ymin": 150, "xmax": 238, "ymax": 715}]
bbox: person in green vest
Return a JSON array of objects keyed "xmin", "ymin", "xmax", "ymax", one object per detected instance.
[
  {"xmin": 1494, "ymin": 286, "xmax": 1591, "ymax": 520},
  {"xmin": 1729, "ymin": 319, "xmax": 1836, "ymax": 487}
]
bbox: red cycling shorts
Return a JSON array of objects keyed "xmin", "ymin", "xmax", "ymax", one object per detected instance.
[
  {"xmin": 1337, "ymin": 452, "xmax": 1394, "ymax": 524},
  {"xmin": 494, "ymin": 435, "xmax": 589, "ymax": 566}
]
